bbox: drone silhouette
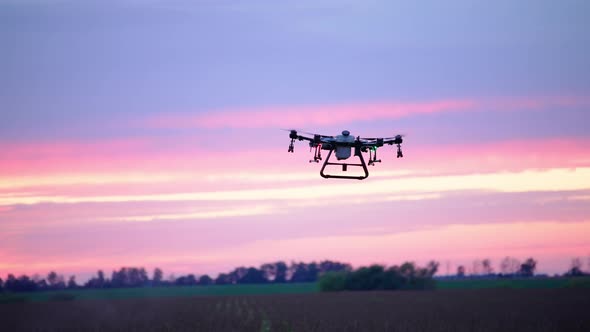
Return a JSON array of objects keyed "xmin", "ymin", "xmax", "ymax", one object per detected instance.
[{"xmin": 286, "ymin": 129, "xmax": 404, "ymax": 180}]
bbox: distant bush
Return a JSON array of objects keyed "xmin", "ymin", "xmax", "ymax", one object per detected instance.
[
  {"xmin": 318, "ymin": 272, "xmax": 347, "ymax": 292},
  {"xmin": 319, "ymin": 261, "xmax": 438, "ymax": 292}
]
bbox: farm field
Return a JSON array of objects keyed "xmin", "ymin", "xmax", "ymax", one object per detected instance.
[
  {"xmin": 2, "ymin": 277, "xmax": 589, "ymax": 304},
  {"xmin": 0, "ymin": 283, "xmax": 318, "ymax": 303},
  {"xmin": 2, "ymin": 288, "xmax": 590, "ymax": 332},
  {"xmin": 435, "ymin": 276, "xmax": 590, "ymax": 289}
]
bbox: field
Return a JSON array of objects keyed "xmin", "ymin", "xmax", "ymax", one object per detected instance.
[
  {"xmin": 436, "ymin": 277, "xmax": 590, "ymax": 289},
  {"xmin": 0, "ymin": 283, "xmax": 318, "ymax": 303},
  {"xmin": 2, "ymin": 287, "xmax": 590, "ymax": 331},
  {"xmin": 3, "ymin": 277, "xmax": 589, "ymax": 304}
]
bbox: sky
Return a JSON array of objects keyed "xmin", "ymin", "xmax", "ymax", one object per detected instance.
[{"xmin": 1, "ymin": 0, "xmax": 590, "ymax": 281}]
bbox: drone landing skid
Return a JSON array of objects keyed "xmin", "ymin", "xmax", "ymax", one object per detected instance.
[{"xmin": 320, "ymin": 149, "xmax": 369, "ymax": 180}]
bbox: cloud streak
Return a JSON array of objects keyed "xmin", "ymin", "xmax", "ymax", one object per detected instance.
[
  {"xmin": 145, "ymin": 95, "xmax": 590, "ymax": 129},
  {"xmin": 2, "ymin": 137, "xmax": 589, "ymax": 183},
  {"xmin": 2, "ymin": 167, "xmax": 590, "ymax": 207}
]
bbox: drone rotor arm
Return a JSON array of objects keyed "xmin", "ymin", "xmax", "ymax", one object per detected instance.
[{"xmin": 295, "ymin": 135, "xmax": 314, "ymax": 142}]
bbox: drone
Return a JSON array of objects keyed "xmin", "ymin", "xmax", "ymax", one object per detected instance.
[{"xmin": 286, "ymin": 129, "xmax": 404, "ymax": 180}]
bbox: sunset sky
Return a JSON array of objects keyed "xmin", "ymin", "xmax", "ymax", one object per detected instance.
[{"xmin": 2, "ymin": 0, "xmax": 590, "ymax": 281}]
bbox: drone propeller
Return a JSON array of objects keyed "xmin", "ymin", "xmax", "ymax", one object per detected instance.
[
  {"xmin": 280, "ymin": 128, "xmax": 333, "ymax": 138},
  {"xmin": 361, "ymin": 134, "xmax": 407, "ymax": 140}
]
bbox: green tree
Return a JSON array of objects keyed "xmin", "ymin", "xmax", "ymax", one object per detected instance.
[{"xmin": 318, "ymin": 272, "xmax": 347, "ymax": 291}]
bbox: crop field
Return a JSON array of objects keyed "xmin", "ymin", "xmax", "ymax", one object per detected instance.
[
  {"xmin": 0, "ymin": 283, "xmax": 318, "ymax": 303},
  {"xmin": 436, "ymin": 277, "xmax": 590, "ymax": 289},
  {"xmin": 3, "ymin": 277, "xmax": 588, "ymax": 304},
  {"xmin": 2, "ymin": 288, "xmax": 590, "ymax": 332}
]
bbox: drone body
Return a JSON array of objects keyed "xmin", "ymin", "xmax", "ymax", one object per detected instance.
[{"xmin": 287, "ymin": 129, "xmax": 404, "ymax": 180}]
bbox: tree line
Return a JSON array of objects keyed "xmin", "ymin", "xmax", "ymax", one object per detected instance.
[
  {"xmin": 0, "ymin": 260, "xmax": 352, "ymax": 293},
  {"xmin": 319, "ymin": 261, "xmax": 439, "ymax": 292},
  {"xmin": 451, "ymin": 256, "xmax": 589, "ymax": 278},
  {"xmin": 1, "ymin": 257, "xmax": 588, "ymax": 293}
]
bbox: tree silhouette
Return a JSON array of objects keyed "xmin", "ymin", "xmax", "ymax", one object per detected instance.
[
  {"xmin": 456, "ymin": 265, "xmax": 466, "ymax": 277},
  {"xmin": 399, "ymin": 262, "xmax": 416, "ymax": 278},
  {"xmin": 85, "ymin": 270, "xmax": 108, "ymax": 288},
  {"xmin": 97, "ymin": 270, "xmax": 106, "ymax": 287},
  {"xmin": 320, "ymin": 262, "xmax": 438, "ymax": 292},
  {"xmin": 345, "ymin": 265, "xmax": 385, "ymax": 290},
  {"xmin": 318, "ymin": 260, "xmax": 352, "ymax": 274},
  {"xmin": 500, "ymin": 257, "xmax": 520, "ymax": 275},
  {"xmin": 519, "ymin": 258, "xmax": 537, "ymax": 277},
  {"xmin": 153, "ymin": 268, "xmax": 164, "ymax": 286},
  {"xmin": 199, "ymin": 275, "xmax": 213, "ymax": 285},
  {"xmin": 47, "ymin": 271, "xmax": 58, "ymax": 287},
  {"xmin": 425, "ymin": 261, "xmax": 439, "ymax": 277},
  {"xmin": 111, "ymin": 267, "xmax": 149, "ymax": 288},
  {"xmin": 482, "ymin": 259, "xmax": 494, "ymax": 275},
  {"xmin": 239, "ymin": 268, "xmax": 267, "ymax": 284},
  {"xmin": 67, "ymin": 275, "xmax": 78, "ymax": 289},
  {"xmin": 228, "ymin": 267, "xmax": 248, "ymax": 284},
  {"xmin": 290, "ymin": 262, "xmax": 319, "ymax": 282},
  {"xmin": 274, "ymin": 262, "xmax": 288, "ymax": 283},
  {"xmin": 47, "ymin": 271, "xmax": 65, "ymax": 289},
  {"xmin": 175, "ymin": 274, "xmax": 197, "ymax": 286},
  {"xmin": 261, "ymin": 261, "xmax": 288, "ymax": 283},
  {"xmin": 215, "ymin": 273, "xmax": 231, "ymax": 285},
  {"xmin": 567, "ymin": 257, "xmax": 585, "ymax": 276},
  {"xmin": 5, "ymin": 274, "xmax": 38, "ymax": 292}
]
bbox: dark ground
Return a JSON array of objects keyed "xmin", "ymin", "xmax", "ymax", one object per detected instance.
[{"xmin": 2, "ymin": 288, "xmax": 590, "ymax": 331}]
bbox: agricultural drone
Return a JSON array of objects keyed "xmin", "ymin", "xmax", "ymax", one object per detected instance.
[{"xmin": 286, "ymin": 129, "xmax": 404, "ymax": 180}]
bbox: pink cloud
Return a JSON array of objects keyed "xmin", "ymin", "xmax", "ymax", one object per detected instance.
[
  {"xmin": 401, "ymin": 137, "xmax": 590, "ymax": 175},
  {"xmin": 146, "ymin": 95, "xmax": 590, "ymax": 129},
  {"xmin": 148, "ymin": 99, "xmax": 476, "ymax": 129},
  {"xmin": 0, "ymin": 137, "xmax": 158, "ymax": 176},
  {"xmin": 1, "ymin": 137, "xmax": 589, "ymax": 194}
]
